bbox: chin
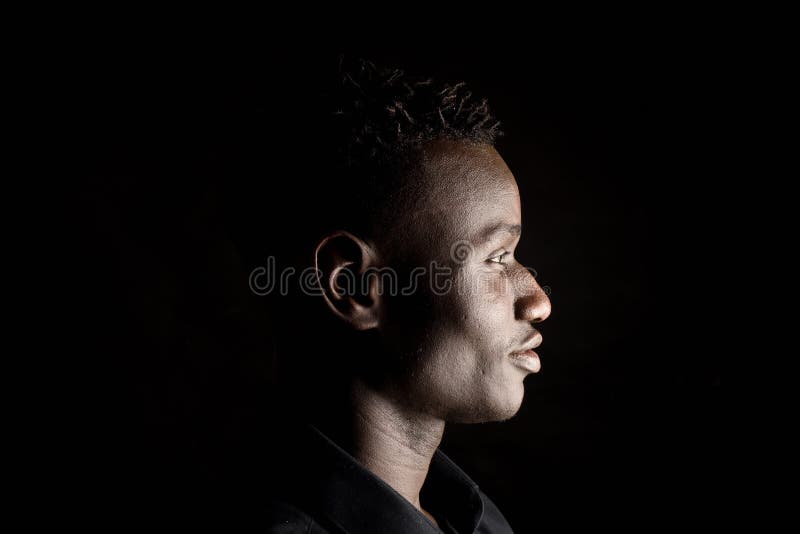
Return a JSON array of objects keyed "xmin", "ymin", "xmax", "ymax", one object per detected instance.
[
  {"xmin": 448, "ymin": 387, "xmax": 525, "ymax": 424},
  {"xmin": 489, "ymin": 392, "xmax": 525, "ymax": 422}
]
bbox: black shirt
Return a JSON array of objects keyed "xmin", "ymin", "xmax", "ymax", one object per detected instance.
[{"xmin": 265, "ymin": 423, "xmax": 514, "ymax": 533}]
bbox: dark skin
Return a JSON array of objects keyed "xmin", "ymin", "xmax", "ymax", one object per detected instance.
[{"xmin": 315, "ymin": 139, "xmax": 551, "ymax": 527}]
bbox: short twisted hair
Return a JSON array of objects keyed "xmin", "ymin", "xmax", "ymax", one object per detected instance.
[
  {"xmin": 293, "ymin": 56, "xmax": 504, "ymax": 240},
  {"xmin": 326, "ymin": 56, "xmax": 503, "ymax": 170}
]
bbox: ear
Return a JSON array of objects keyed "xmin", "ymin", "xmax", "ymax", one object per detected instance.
[{"xmin": 314, "ymin": 231, "xmax": 381, "ymax": 331}]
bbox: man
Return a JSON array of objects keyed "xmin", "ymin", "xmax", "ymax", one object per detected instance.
[{"xmin": 259, "ymin": 57, "xmax": 551, "ymax": 533}]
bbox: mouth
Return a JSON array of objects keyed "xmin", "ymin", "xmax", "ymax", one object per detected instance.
[{"xmin": 508, "ymin": 330, "xmax": 543, "ymax": 373}]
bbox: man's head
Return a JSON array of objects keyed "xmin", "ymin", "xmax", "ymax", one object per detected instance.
[{"xmin": 271, "ymin": 57, "xmax": 550, "ymax": 423}]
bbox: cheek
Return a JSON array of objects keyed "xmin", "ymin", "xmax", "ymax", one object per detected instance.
[
  {"xmin": 381, "ymin": 267, "xmax": 520, "ymax": 414},
  {"xmin": 481, "ymin": 269, "xmax": 515, "ymax": 304},
  {"xmin": 418, "ymin": 286, "xmax": 524, "ymax": 420},
  {"xmin": 460, "ymin": 268, "xmax": 516, "ymax": 333},
  {"xmin": 434, "ymin": 269, "xmax": 517, "ymax": 367}
]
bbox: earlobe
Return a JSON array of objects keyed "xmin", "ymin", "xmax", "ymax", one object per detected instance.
[{"xmin": 314, "ymin": 231, "xmax": 381, "ymax": 331}]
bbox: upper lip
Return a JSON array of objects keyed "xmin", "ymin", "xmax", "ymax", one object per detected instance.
[{"xmin": 511, "ymin": 330, "xmax": 543, "ymax": 354}]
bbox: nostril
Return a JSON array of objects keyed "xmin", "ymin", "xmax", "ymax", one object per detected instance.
[
  {"xmin": 535, "ymin": 299, "xmax": 552, "ymax": 323},
  {"xmin": 515, "ymin": 292, "xmax": 551, "ymax": 323}
]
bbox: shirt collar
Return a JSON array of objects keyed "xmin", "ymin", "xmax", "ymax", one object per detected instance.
[{"xmin": 284, "ymin": 423, "xmax": 485, "ymax": 534}]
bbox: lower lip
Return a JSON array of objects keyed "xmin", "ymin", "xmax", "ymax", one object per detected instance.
[{"xmin": 508, "ymin": 350, "xmax": 541, "ymax": 373}]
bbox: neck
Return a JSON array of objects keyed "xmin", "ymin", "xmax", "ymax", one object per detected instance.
[{"xmin": 320, "ymin": 378, "xmax": 445, "ymax": 517}]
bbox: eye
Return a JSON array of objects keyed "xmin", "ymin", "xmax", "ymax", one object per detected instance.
[{"xmin": 488, "ymin": 251, "xmax": 510, "ymax": 265}]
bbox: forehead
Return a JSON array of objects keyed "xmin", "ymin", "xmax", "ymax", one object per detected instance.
[{"xmin": 393, "ymin": 139, "xmax": 521, "ymax": 258}]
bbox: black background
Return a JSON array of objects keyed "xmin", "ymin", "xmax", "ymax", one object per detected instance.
[{"xmin": 66, "ymin": 38, "xmax": 723, "ymax": 529}]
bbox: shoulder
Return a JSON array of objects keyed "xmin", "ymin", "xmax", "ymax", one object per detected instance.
[{"xmin": 264, "ymin": 499, "xmax": 330, "ymax": 534}]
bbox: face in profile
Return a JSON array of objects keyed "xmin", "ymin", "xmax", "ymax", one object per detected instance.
[{"xmin": 371, "ymin": 139, "xmax": 552, "ymax": 423}]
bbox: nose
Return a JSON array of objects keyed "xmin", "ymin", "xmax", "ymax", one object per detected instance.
[{"xmin": 514, "ymin": 272, "xmax": 551, "ymax": 323}]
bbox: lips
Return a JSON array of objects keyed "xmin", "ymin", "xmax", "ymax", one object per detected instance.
[
  {"xmin": 508, "ymin": 330, "xmax": 543, "ymax": 373},
  {"xmin": 511, "ymin": 330, "xmax": 542, "ymax": 355}
]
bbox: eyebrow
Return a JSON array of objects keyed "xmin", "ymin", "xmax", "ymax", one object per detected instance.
[{"xmin": 474, "ymin": 223, "xmax": 522, "ymax": 247}]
